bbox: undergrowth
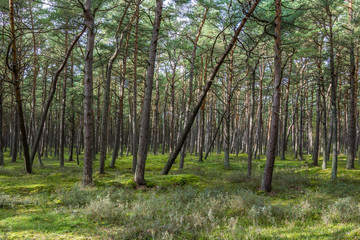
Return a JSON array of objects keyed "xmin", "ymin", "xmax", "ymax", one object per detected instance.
[{"xmin": 1, "ymin": 151, "xmax": 360, "ymax": 239}]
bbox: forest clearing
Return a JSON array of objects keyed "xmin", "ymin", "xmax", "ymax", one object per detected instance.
[{"xmin": 1, "ymin": 0, "xmax": 360, "ymax": 238}]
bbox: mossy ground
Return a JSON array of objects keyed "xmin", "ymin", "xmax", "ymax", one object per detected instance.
[{"xmin": 1, "ymin": 150, "xmax": 360, "ymax": 239}]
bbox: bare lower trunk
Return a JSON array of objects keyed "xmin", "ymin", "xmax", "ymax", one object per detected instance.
[
  {"xmin": 132, "ymin": 2, "xmax": 140, "ymax": 173},
  {"xmin": 347, "ymin": 0, "xmax": 356, "ymax": 169},
  {"xmin": 8, "ymin": 0, "xmax": 32, "ymax": 173},
  {"xmin": 261, "ymin": 0, "xmax": 281, "ymax": 192},
  {"xmin": 82, "ymin": 0, "xmax": 96, "ymax": 186},
  {"xmin": 60, "ymin": 27, "xmax": 68, "ymax": 167},
  {"xmin": 134, "ymin": 0, "xmax": 163, "ymax": 185}
]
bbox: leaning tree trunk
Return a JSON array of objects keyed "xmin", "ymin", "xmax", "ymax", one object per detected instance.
[
  {"xmin": 29, "ymin": 27, "xmax": 86, "ymax": 166},
  {"xmin": 261, "ymin": 0, "xmax": 282, "ymax": 192},
  {"xmin": 162, "ymin": 0, "xmax": 260, "ymax": 175}
]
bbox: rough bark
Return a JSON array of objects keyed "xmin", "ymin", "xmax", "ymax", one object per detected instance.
[
  {"xmin": 261, "ymin": 0, "xmax": 281, "ymax": 192},
  {"xmin": 82, "ymin": 0, "xmax": 96, "ymax": 186},
  {"xmin": 134, "ymin": 0, "xmax": 163, "ymax": 185},
  {"xmin": 8, "ymin": 0, "xmax": 32, "ymax": 173}
]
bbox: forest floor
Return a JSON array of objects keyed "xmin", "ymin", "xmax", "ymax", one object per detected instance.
[{"xmin": 1, "ymin": 151, "xmax": 360, "ymax": 239}]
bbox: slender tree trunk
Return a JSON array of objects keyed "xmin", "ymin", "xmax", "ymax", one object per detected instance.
[
  {"xmin": 29, "ymin": 0, "xmax": 38, "ymax": 144},
  {"xmin": 8, "ymin": 0, "xmax": 32, "ymax": 173},
  {"xmin": 313, "ymin": 79, "xmax": 321, "ymax": 166},
  {"xmin": 69, "ymin": 56, "xmax": 75, "ymax": 162},
  {"xmin": 247, "ymin": 60, "xmax": 258, "ymax": 176},
  {"xmin": 60, "ymin": 26, "xmax": 68, "ymax": 167},
  {"xmin": 261, "ymin": 0, "xmax": 281, "ymax": 192},
  {"xmin": 132, "ymin": 1, "xmax": 140, "ymax": 173},
  {"xmin": 347, "ymin": 0, "xmax": 356, "ymax": 169},
  {"xmin": 82, "ymin": 0, "xmax": 96, "ymax": 186},
  {"xmin": 224, "ymin": 49, "xmax": 234, "ymax": 168},
  {"xmin": 281, "ymin": 60, "xmax": 292, "ymax": 160},
  {"xmin": 153, "ymin": 64, "xmax": 160, "ymax": 155},
  {"xmin": 326, "ymin": 6, "xmax": 338, "ymax": 180},
  {"xmin": 0, "ymin": 74, "xmax": 3, "ymax": 166},
  {"xmin": 134, "ymin": 0, "xmax": 163, "ymax": 185}
]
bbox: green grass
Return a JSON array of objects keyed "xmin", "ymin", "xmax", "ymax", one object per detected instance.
[{"xmin": 1, "ymin": 150, "xmax": 360, "ymax": 239}]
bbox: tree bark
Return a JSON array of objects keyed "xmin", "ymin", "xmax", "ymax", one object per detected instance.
[
  {"xmin": 261, "ymin": 0, "xmax": 282, "ymax": 192},
  {"xmin": 132, "ymin": 1, "xmax": 141, "ymax": 173},
  {"xmin": 281, "ymin": 60, "xmax": 292, "ymax": 160},
  {"xmin": 8, "ymin": 0, "xmax": 32, "ymax": 173},
  {"xmin": 134, "ymin": 0, "xmax": 163, "ymax": 185},
  {"xmin": 60, "ymin": 26, "xmax": 68, "ymax": 167},
  {"xmin": 326, "ymin": 5, "xmax": 338, "ymax": 180},
  {"xmin": 347, "ymin": 0, "xmax": 356, "ymax": 169},
  {"xmin": 82, "ymin": 0, "xmax": 96, "ymax": 186}
]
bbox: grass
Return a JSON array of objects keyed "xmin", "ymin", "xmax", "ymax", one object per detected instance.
[{"xmin": 1, "ymin": 150, "xmax": 360, "ymax": 239}]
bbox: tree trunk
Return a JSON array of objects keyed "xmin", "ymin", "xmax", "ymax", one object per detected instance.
[
  {"xmin": 281, "ymin": 60, "xmax": 292, "ymax": 160},
  {"xmin": 347, "ymin": 0, "xmax": 356, "ymax": 169},
  {"xmin": 261, "ymin": 0, "xmax": 281, "ymax": 192},
  {"xmin": 132, "ymin": 1, "xmax": 140, "ymax": 173},
  {"xmin": 60, "ymin": 26, "xmax": 68, "ymax": 167},
  {"xmin": 224, "ymin": 49, "xmax": 234, "ymax": 168},
  {"xmin": 134, "ymin": 0, "xmax": 163, "ymax": 185},
  {"xmin": 82, "ymin": 0, "xmax": 96, "ymax": 186},
  {"xmin": 326, "ymin": 6, "xmax": 338, "ymax": 180},
  {"xmin": 247, "ymin": 60, "xmax": 258, "ymax": 176},
  {"xmin": 8, "ymin": 0, "xmax": 32, "ymax": 173}
]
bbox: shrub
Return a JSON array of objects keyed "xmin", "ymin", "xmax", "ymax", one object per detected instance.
[
  {"xmin": 0, "ymin": 194, "xmax": 16, "ymax": 208},
  {"xmin": 60, "ymin": 184, "xmax": 93, "ymax": 207},
  {"xmin": 322, "ymin": 197, "xmax": 360, "ymax": 224},
  {"xmin": 83, "ymin": 195, "xmax": 126, "ymax": 223}
]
